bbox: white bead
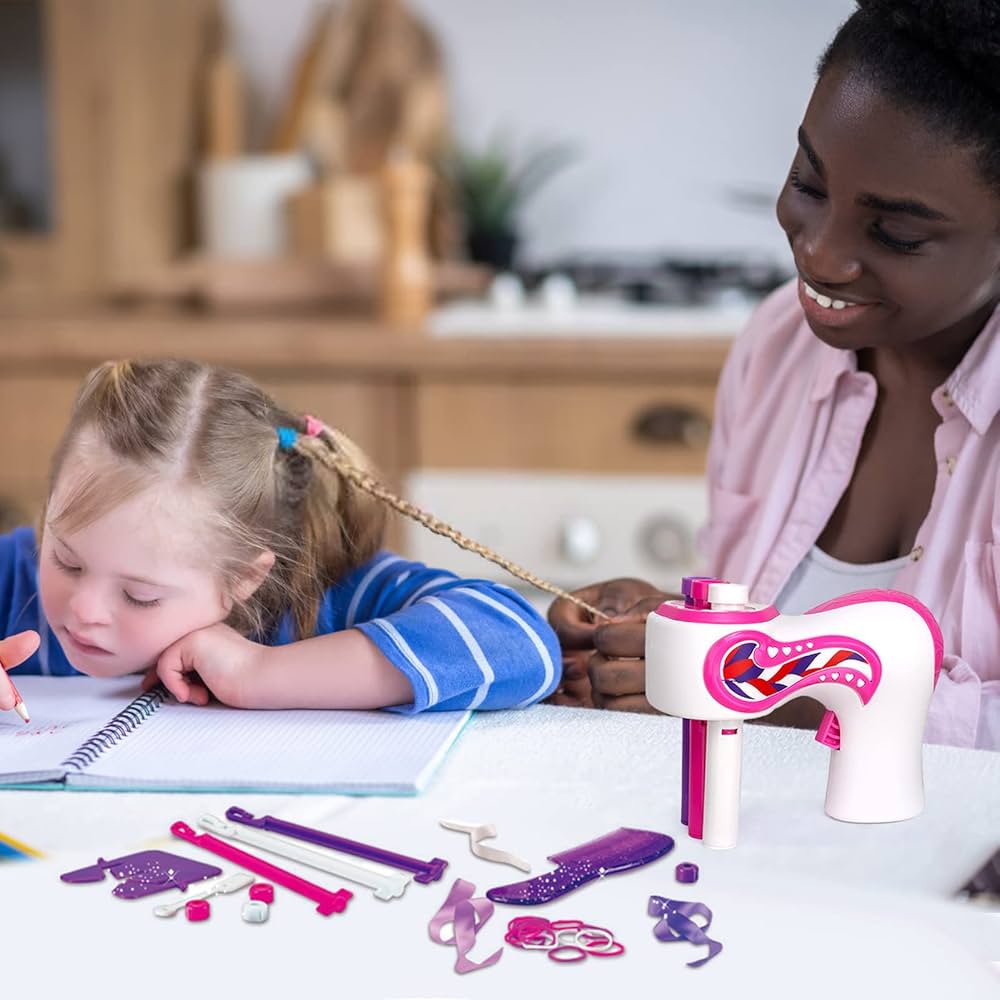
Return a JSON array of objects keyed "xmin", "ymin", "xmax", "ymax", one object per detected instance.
[{"xmin": 241, "ymin": 900, "xmax": 269, "ymax": 923}]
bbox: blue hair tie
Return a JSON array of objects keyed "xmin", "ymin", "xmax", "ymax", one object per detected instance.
[{"xmin": 276, "ymin": 426, "xmax": 298, "ymax": 450}]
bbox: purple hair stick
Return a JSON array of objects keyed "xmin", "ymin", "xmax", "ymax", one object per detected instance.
[{"xmin": 225, "ymin": 806, "xmax": 448, "ymax": 884}]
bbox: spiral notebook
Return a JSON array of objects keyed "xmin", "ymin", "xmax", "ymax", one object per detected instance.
[{"xmin": 0, "ymin": 677, "xmax": 471, "ymax": 794}]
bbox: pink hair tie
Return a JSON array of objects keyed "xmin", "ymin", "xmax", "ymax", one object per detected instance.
[{"xmin": 304, "ymin": 415, "xmax": 325, "ymax": 438}]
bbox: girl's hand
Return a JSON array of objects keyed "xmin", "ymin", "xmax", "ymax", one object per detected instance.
[
  {"xmin": 145, "ymin": 623, "xmax": 269, "ymax": 709},
  {"xmin": 547, "ymin": 579, "xmax": 669, "ymax": 710},
  {"xmin": 0, "ymin": 631, "xmax": 41, "ymax": 710}
]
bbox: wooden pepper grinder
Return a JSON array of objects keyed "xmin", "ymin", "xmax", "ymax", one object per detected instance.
[{"xmin": 380, "ymin": 150, "xmax": 433, "ymax": 331}]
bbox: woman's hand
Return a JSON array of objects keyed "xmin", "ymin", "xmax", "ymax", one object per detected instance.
[
  {"xmin": 0, "ymin": 631, "xmax": 40, "ymax": 710},
  {"xmin": 144, "ymin": 623, "xmax": 270, "ymax": 709},
  {"xmin": 547, "ymin": 579, "xmax": 669, "ymax": 711}
]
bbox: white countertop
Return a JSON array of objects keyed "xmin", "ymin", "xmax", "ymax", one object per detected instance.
[
  {"xmin": 428, "ymin": 295, "xmax": 753, "ymax": 338},
  {"xmin": 1, "ymin": 705, "xmax": 997, "ymax": 998}
]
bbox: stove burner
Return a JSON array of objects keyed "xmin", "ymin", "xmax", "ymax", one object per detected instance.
[{"xmin": 522, "ymin": 255, "xmax": 790, "ymax": 306}]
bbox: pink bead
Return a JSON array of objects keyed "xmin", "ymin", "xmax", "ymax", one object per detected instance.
[
  {"xmin": 185, "ymin": 899, "xmax": 211, "ymax": 921},
  {"xmin": 249, "ymin": 882, "xmax": 275, "ymax": 903}
]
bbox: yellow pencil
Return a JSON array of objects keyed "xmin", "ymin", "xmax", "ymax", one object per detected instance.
[{"xmin": 0, "ymin": 831, "xmax": 44, "ymax": 859}]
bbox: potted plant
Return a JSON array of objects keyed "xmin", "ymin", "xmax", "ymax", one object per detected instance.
[{"xmin": 441, "ymin": 135, "xmax": 577, "ymax": 271}]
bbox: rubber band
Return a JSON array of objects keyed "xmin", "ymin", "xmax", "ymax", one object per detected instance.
[
  {"xmin": 507, "ymin": 934, "xmax": 555, "ymax": 947},
  {"xmin": 507, "ymin": 916, "xmax": 550, "ymax": 933},
  {"xmin": 576, "ymin": 927, "xmax": 615, "ymax": 949},
  {"xmin": 549, "ymin": 945, "xmax": 587, "ymax": 963},
  {"xmin": 303, "ymin": 415, "xmax": 325, "ymax": 438},
  {"xmin": 556, "ymin": 928, "xmax": 583, "ymax": 946},
  {"xmin": 276, "ymin": 426, "xmax": 298, "ymax": 450},
  {"xmin": 584, "ymin": 941, "xmax": 625, "ymax": 957},
  {"xmin": 505, "ymin": 915, "xmax": 625, "ymax": 964}
]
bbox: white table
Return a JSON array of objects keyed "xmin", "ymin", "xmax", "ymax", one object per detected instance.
[{"xmin": 1, "ymin": 706, "xmax": 997, "ymax": 999}]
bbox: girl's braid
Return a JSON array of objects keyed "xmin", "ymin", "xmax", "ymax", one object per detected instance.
[{"xmin": 296, "ymin": 424, "xmax": 611, "ymax": 623}]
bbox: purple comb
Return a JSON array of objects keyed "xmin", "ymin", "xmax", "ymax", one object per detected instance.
[
  {"xmin": 225, "ymin": 806, "xmax": 448, "ymax": 884},
  {"xmin": 60, "ymin": 850, "xmax": 222, "ymax": 899},
  {"xmin": 486, "ymin": 827, "xmax": 674, "ymax": 906}
]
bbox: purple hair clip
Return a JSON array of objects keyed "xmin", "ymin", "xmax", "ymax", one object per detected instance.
[{"xmin": 60, "ymin": 850, "xmax": 222, "ymax": 899}]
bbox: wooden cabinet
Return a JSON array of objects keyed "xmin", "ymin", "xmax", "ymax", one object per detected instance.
[
  {"xmin": 0, "ymin": 309, "xmax": 731, "ymax": 549},
  {"xmin": 0, "ymin": 0, "xmax": 216, "ymax": 298},
  {"xmin": 0, "ymin": 371, "xmax": 78, "ymax": 528},
  {"xmin": 416, "ymin": 379, "xmax": 715, "ymax": 474}
]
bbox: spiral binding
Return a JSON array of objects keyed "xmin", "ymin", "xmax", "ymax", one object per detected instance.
[{"xmin": 61, "ymin": 687, "xmax": 166, "ymax": 771}]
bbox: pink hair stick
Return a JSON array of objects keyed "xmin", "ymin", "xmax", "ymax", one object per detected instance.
[{"xmin": 170, "ymin": 821, "xmax": 352, "ymax": 916}]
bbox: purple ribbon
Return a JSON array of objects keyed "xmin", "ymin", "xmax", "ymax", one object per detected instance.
[
  {"xmin": 428, "ymin": 878, "xmax": 503, "ymax": 974},
  {"xmin": 648, "ymin": 895, "xmax": 723, "ymax": 968}
]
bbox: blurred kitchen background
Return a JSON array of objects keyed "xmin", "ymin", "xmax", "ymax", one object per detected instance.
[{"xmin": 0, "ymin": 0, "xmax": 852, "ymax": 609}]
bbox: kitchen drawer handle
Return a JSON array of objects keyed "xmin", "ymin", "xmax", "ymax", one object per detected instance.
[{"xmin": 631, "ymin": 404, "xmax": 711, "ymax": 448}]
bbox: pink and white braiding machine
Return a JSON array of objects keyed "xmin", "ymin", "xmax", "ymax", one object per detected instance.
[{"xmin": 645, "ymin": 577, "xmax": 943, "ymax": 849}]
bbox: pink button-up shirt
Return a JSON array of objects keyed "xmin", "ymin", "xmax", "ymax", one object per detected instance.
[{"xmin": 699, "ymin": 280, "xmax": 1000, "ymax": 750}]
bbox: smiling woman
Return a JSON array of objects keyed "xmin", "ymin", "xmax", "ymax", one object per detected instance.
[
  {"xmin": 775, "ymin": 61, "xmax": 1000, "ymax": 360},
  {"xmin": 548, "ymin": 0, "xmax": 1000, "ymax": 750}
]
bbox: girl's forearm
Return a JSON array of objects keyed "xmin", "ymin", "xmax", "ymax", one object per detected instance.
[{"xmin": 254, "ymin": 629, "xmax": 414, "ymax": 710}]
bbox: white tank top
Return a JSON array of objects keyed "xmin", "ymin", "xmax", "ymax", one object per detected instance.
[{"xmin": 775, "ymin": 545, "xmax": 911, "ymax": 615}]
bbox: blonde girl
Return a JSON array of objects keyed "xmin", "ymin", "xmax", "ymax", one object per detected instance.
[{"xmin": 0, "ymin": 359, "xmax": 561, "ymax": 713}]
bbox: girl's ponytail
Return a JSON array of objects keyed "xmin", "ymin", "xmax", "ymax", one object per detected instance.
[
  {"xmin": 294, "ymin": 418, "xmax": 608, "ymax": 622},
  {"xmin": 280, "ymin": 419, "xmax": 385, "ymax": 639}
]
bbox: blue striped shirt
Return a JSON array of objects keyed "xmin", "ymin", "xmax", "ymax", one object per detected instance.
[{"xmin": 0, "ymin": 528, "xmax": 561, "ymax": 712}]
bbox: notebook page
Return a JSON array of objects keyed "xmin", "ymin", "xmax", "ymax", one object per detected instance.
[
  {"xmin": 0, "ymin": 676, "xmax": 143, "ymax": 782},
  {"xmin": 76, "ymin": 699, "xmax": 471, "ymax": 793}
]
